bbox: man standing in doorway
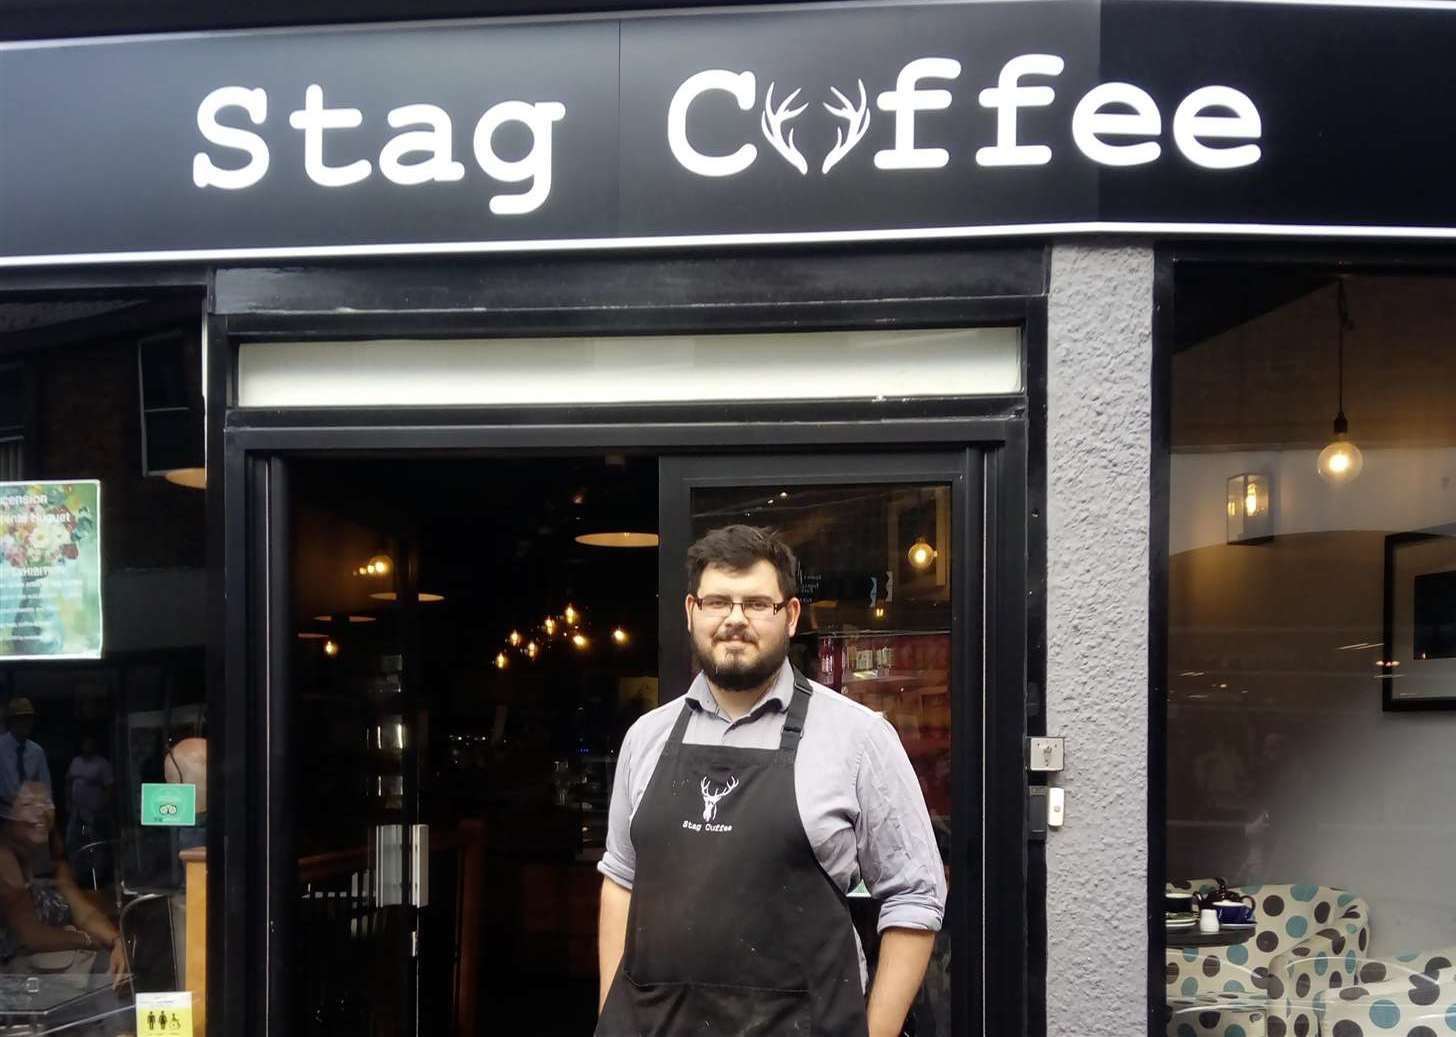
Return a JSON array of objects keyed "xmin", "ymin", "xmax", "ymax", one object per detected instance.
[
  {"xmin": 0, "ymin": 697, "xmax": 52, "ymax": 805},
  {"xmin": 596, "ymin": 526, "xmax": 946, "ymax": 1037}
]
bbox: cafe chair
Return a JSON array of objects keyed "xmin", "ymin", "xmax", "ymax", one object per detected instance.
[
  {"xmin": 1298, "ymin": 945, "xmax": 1456, "ymax": 1037},
  {"xmin": 1165, "ymin": 880, "xmax": 1370, "ymax": 1037}
]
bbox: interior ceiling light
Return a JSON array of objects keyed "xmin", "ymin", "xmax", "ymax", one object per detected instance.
[
  {"xmin": 348, "ymin": 615, "xmax": 376, "ymax": 623},
  {"xmin": 356, "ymin": 555, "xmax": 393, "ymax": 577},
  {"xmin": 368, "ymin": 591, "xmax": 445, "ymax": 602},
  {"xmin": 907, "ymin": 537, "xmax": 938, "ymax": 571},
  {"xmin": 571, "ymin": 632, "xmax": 590, "ymax": 650},
  {"xmin": 1317, "ymin": 279, "xmax": 1365, "ymax": 486},
  {"xmin": 526, "ymin": 641, "xmax": 539, "ymax": 659},
  {"xmin": 495, "ymin": 652, "xmax": 509, "ymax": 670},
  {"xmin": 508, "ymin": 630, "xmax": 523, "ymax": 647},
  {"xmin": 612, "ymin": 627, "xmax": 629, "ymax": 645},
  {"xmin": 297, "ymin": 632, "xmax": 327, "ymax": 640},
  {"xmin": 544, "ymin": 617, "xmax": 558, "ymax": 636},
  {"xmin": 323, "ymin": 639, "xmax": 340, "ymax": 657},
  {"xmin": 564, "ymin": 604, "xmax": 580, "ymax": 626},
  {"xmin": 163, "ymin": 467, "xmax": 207, "ymax": 490},
  {"xmin": 575, "ymin": 531, "xmax": 660, "ymax": 548}
]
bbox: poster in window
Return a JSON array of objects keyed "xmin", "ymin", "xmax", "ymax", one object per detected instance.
[{"xmin": 0, "ymin": 481, "xmax": 103, "ymax": 660}]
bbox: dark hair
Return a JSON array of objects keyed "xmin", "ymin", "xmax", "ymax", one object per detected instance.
[{"xmin": 685, "ymin": 525, "xmax": 798, "ymax": 599}]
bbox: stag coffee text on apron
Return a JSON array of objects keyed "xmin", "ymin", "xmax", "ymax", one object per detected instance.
[{"xmin": 596, "ymin": 670, "xmax": 868, "ymax": 1036}]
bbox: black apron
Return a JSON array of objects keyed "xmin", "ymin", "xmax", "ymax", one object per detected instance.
[{"xmin": 597, "ymin": 670, "xmax": 868, "ymax": 1037}]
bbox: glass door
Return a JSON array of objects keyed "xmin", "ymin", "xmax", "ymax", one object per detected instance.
[
  {"xmin": 658, "ymin": 452, "xmax": 982, "ymax": 1037},
  {"xmin": 287, "ymin": 464, "xmax": 427, "ymax": 1037}
]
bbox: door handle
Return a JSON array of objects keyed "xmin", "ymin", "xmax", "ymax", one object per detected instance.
[{"xmin": 411, "ymin": 823, "xmax": 429, "ymax": 908}]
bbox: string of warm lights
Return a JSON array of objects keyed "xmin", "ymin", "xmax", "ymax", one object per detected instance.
[{"xmin": 493, "ymin": 603, "xmax": 631, "ymax": 670}]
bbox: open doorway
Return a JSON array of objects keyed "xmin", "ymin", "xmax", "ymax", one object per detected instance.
[
  {"xmin": 279, "ymin": 450, "xmax": 971, "ymax": 1036},
  {"xmin": 289, "ymin": 456, "xmax": 658, "ymax": 1036}
]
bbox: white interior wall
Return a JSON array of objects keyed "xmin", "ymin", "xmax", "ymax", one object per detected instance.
[{"xmin": 1168, "ymin": 447, "xmax": 1456, "ymax": 954}]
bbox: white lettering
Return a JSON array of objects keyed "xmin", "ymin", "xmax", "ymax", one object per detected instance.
[
  {"xmin": 289, "ymin": 84, "xmax": 371, "ymax": 187},
  {"xmin": 193, "ymin": 86, "xmax": 270, "ymax": 190},
  {"xmin": 380, "ymin": 104, "xmax": 465, "ymax": 186},
  {"xmin": 1072, "ymin": 82, "xmax": 1162, "ymax": 167},
  {"xmin": 472, "ymin": 100, "xmax": 567, "ymax": 215},
  {"xmin": 1172, "ymin": 86, "xmax": 1262, "ymax": 170},
  {"xmin": 668, "ymin": 70, "xmax": 758, "ymax": 177},
  {"xmin": 682, "ymin": 820, "xmax": 702, "ymax": 832},
  {"xmin": 874, "ymin": 58, "xmax": 961, "ymax": 171},
  {"xmin": 976, "ymin": 54, "xmax": 1064, "ymax": 167}
]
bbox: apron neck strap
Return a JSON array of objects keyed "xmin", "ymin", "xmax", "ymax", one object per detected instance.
[
  {"xmin": 778, "ymin": 669, "xmax": 814, "ymax": 755},
  {"xmin": 667, "ymin": 668, "xmax": 814, "ymax": 753}
]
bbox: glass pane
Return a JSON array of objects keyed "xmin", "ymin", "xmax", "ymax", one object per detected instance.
[
  {"xmin": 238, "ymin": 327, "xmax": 1022, "ymax": 407},
  {"xmin": 1164, "ymin": 273, "xmax": 1456, "ymax": 1036},
  {"xmin": 690, "ymin": 482, "xmax": 953, "ymax": 1036},
  {"xmin": 0, "ymin": 307, "xmax": 208, "ymax": 1033},
  {"xmin": 290, "ymin": 481, "xmax": 411, "ymax": 1036}
]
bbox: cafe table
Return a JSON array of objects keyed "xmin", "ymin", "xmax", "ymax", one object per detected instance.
[
  {"xmin": 1165, "ymin": 922, "xmax": 1256, "ymax": 949},
  {"xmin": 0, "ymin": 970, "xmax": 127, "ymax": 1036}
]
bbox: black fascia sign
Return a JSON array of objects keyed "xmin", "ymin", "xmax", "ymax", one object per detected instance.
[{"xmin": 1, "ymin": 0, "xmax": 1455, "ymax": 267}]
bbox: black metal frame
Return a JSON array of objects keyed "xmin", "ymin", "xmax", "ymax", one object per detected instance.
[
  {"xmin": 1148, "ymin": 239, "xmax": 1456, "ymax": 1036},
  {"xmin": 1382, "ymin": 528, "xmax": 1456, "ymax": 712},
  {"xmin": 208, "ymin": 244, "xmax": 1045, "ymax": 1037}
]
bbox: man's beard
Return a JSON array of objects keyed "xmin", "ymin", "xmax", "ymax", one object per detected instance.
[{"xmin": 694, "ymin": 635, "xmax": 787, "ymax": 692}]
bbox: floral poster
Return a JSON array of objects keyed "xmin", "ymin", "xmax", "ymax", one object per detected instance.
[{"xmin": 0, "ymin": 481, "xmax": 102, "ymax": 660}]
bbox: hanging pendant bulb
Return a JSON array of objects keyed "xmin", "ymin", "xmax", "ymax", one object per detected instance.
[
  {"xmin": 1317, "ymin": 280, "xmax": 1364, "ymax": 487},
  {"xmin": 1317, "ymin": 413, "xmax": 1364, "ymax": 485}
]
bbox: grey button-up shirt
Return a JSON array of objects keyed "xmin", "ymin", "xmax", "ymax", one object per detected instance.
[{"xmin": 598, "ymin": 661, "xmax": 947, "ymax": 934}]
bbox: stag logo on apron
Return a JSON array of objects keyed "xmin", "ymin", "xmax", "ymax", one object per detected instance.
[{"xmin": 683, "ymin": 775, "xmax": 738, "ymax": 833}]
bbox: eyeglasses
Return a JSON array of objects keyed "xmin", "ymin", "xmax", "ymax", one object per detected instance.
[{"xmin": 690, "ymin": 595, "xmax": 791, "ymax": 620}]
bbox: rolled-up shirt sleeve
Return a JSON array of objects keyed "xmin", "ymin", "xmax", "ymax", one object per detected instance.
[
  {"xmin": 854, "ymin": 716, "xmax": 947, "ymax": 933},
  {"xmin": 597, "ymin": 725, "xmax": 639, "ymax": 891}
]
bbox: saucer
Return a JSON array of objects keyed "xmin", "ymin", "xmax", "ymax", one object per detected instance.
[{"xmin": 1165, "ymin": 917, "xmax": 1196, "ymax": 929}]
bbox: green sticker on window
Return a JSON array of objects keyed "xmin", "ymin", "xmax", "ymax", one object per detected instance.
[{"xmin": 140, "ymin": 783, "xmax": 197, "ymax": 827}]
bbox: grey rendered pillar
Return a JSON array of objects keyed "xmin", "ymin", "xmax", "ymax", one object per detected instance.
[{"xmin": 1044, "ymin": 241, "xmax": 1156, "ymax": 1037}]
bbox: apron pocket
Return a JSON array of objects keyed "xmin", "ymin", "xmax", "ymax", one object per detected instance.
[{"xmin": 616, "ymin": 973, "xmax": 813, "ymax": 1035}]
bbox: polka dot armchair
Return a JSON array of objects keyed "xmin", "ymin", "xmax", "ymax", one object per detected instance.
[
  {"xmin": 1312, "ymin": 946, "xmax": 1456, "ymax": 1037},
  {"xmin": 1165, "ymin": 880, "xmax": 1371, "ymax": 1037}
]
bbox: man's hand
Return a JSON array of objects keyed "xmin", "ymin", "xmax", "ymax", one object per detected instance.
[
  {"xmin": 597, "ymin": 877, "xmax": 632, "ymax": 1014},
  {"xmin": 866, "ymin": 928, "xmax": 935, "ymax": 1037}
]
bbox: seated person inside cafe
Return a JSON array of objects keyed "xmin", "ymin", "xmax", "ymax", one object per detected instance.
[
  {"xmin": 0, "ymin": 781, "xmax": 128, "ymax": 1030},
  {"xmin": 596, "ymin": 525, "xmax": 946, "ymax": 1037}
]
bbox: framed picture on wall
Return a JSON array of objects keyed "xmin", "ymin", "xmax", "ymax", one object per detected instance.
[{"xmin": 1384, "ymin": 525, "xmax": 1456, "ymax": 710}]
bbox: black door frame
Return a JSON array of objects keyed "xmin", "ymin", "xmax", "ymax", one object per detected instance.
[{"xmin": 209, "ymin": 245, "xmax": 1046, "ymax": 1037}]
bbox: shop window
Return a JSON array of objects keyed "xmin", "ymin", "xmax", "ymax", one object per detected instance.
[
  {"xmin": 138, "ymin": 329, "xmax": 204, "ymax": 477},
  {"xmin": 1162, "ymin": 272, "xmax": 1456, "ymax": 1036},
  {"xmin": 1, "ymin": 299, "xmax": 208, "ymax": 1032}
]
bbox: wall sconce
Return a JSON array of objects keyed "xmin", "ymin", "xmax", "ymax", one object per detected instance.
[{"xmin": 1226, "ymin": 473, "xmax": 1272, "ymax": 544}]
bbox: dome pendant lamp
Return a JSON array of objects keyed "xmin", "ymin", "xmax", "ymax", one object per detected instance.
[{"xmin": 1316, "ymin": 279, "xmax": 1364, "ymax": 486}]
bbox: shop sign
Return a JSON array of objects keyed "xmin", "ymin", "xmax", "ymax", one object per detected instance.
[
  {"xmin": 0, "ymin": 481, "xmax": 102, "ymax": 660},
  {"xmin": 2, "ymin": 0, "xmax": 1455, "ymax": 265},
  {"xmin": 135, "ymin": 991, "xmax": 194, "ymax": 1035}
]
